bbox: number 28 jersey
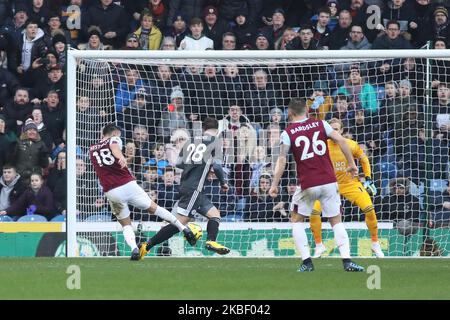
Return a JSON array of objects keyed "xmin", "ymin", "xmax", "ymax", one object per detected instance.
[
  {"xmin": 281, "ymin": 118, "xmax": 336, "ymax": 190},
  {"xmin": 89, "ymin": 136, "xmax": 135, "ymax": 192}
]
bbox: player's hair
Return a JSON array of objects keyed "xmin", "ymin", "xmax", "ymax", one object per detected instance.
[
  {"xmin": 102, "ymin": 123, "xmax": 121, "ymax": 136},
  {"xmin": 202, "ymin": 117, "xmax": 219, "ymax": 131},
  {"xmin": 328, "ymin": 117, "xmax": 343, "ymax": 129},
  {"xmin": 288, "ymin": 98, "xmax": 307, "ymax": 116}
]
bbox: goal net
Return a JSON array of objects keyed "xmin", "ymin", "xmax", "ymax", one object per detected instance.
[{"xmin": 67, "ymin": 50, "xmax": 450, "ymax": 258}]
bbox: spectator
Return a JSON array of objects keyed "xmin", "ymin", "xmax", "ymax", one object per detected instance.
[
  {"xmin": 41, "ymin": 90, "xmax": 65, "ymax": 148},
  {"xmin": 341, "ymin": 24, "xmax": 372, "ymax": 50},
  {"xmin": 141, "ymin": 165, "xmax": 159, "ymax": 191},
  {"xmin": 254, "ymin": 31, "xmax": 271, "ymax": 50},
  {"xmin": 133, "ymin": 10, "xmax": 162, "ymax": 50},
  {"xmin": 179, "ymin": 17, "xmax": 214, "ymax": 50},
  {"xmin": 218, "ymin": 104, "xmax": 249, "ymax": 135},
  {"xmin": 0, "ymin": 67, "xmax": 20, "ymax": 103},
  {"xmin": 306, "ymin": 80, "xmax": 333, "ymax": 121},
  {"xmin": 159, "ymin": 35, "xmax": 176, "ymax": 50},
  {"xmin": 217, "ymin": 0, "xmax": 255, "ymax": 24},
  {"xmin": 232, "ymin": 11, "xmax": 257, "ymax": 49},
  {"xmin": 432, "ymin": 6, "xmax": 450, "ymax": 43},
  {"xmin": 123, "ymin": 33, "xmax": 140, "ymax": 49},
  {"xmin": 9, "ymin": 119, "xmax": 49, "ymax": 181},
  {"xmin": 221, "ymin": 32, "xmax": 237, "ymax": 50},
  {"xmin": 0, "ymin": 115, "xmax": 14, "ymax": 169},
  {"xmin": 204, "ymin": 169, "xmax": 236, "ymax": 217},
  {"xmin": 165, "ymin": 127, "xmax": 190, "ymax": 166},
  {"xmin": 262, "ymin": 8, "xmax": 287, "ymax": 46},
  {"xmin": 124, "ymin": 140, "xmax": 142, "ymax": 179},
  {"xmin": 114, "ymin": 68, "xmax": 146, "ymax": 114},
  {"xmin": 31, "ymin": 64, "xmax": 65, "ymax": 102},
  {"xmin": 0, "ymin": 172, "xmax": 55, "ymax": 220},
  {"xmin": 203, "ymin": 5, "xmax": 230, "ymax": 50},
  {"xmin": 411, "ymin": 0, "xmax": 434, "ymax": 48},
  {"xmin": 338, "ymin": 64, "xmax": 378, "ymax": 115},
  {"xmin": 46, "ymin": 13, "xmax": 71, "ymax": 46},
  {"xmin": 82, "ymin": 0, "xmax": 129, "ymax": 49},
  {"xmin": 13, "ymin": 20, "xmax": 51, "ymax": 81},
  {"xmin": 46, "ymin": 150, "xmax": 66, "ymax": 214},
  {"xmin": 157, "ymin": 86, "xmax": 190, "ymax": 142},
  {"xmin": 167, "ymin": 0, "xmax": 207, "ymax": 28},
  {"xmin": 243, "ymin": 69, "xmax": 278, "ymax": 124},
  {"xmin": 429, "ymin": 181, "xmax": 450, "ymax": 228},
  {"xmin": 25, "ymin": 50, "xmax": 59, "ymax": 88},
  {"xmin": 381, "ymin": 0, "xmax": 417, "ymax": 35},
  {"xmin": 30, "ymin": 107, "xmax": 53, "ymax": 151},
  {"xmin": 347, "ymin": 0, "xmax": 379, "ymax": 42},
  {"xmin": 268, "ymin": 107, "xmax": 285, "ymax": 130},
  {"xmin": 60, "ymin": 0, "xmax": 86, "ymax": 46},
  {"xmin": 234, "ymin": 123, "xmax": 257, "ymax": 198},
  {"xmin": 77, "ymin": 25, "xmax": 112, "ymax": 50},
  {"xmin": 286, "ymin": 24, "xmax": 319, "ymax": 50},
  {"xmin": 0, "ymin": 164, "xmax": 27, "ymax": 212},
  {"xmin": 250, "ymin": 146, "xmax": 270, "ymax": 189},
  {"xmin": 143, "ymin": 0, "xmax": 169, "ymax": 31},
  {"xmin": 325, "ymin": 0, "xmax": 339, "ymax": 31},
  {"xmin": 329, "ymin": 9, "xmax": 353, "ymax": 50},
  {"xmin": 325, "ymin": 94, "xmax": 356, "ymax": 130},
  {"xmin": 245, "ymin": 173, "xmax": 286, "ymax": 222},
  {"xmin": 377, "ymin": 177, "xmax": 421, "ymax": 222},
  {"xmin": 372, "ymin": 20, "xmax": 413, "ymax": 49},
  {"xmin": 145, "ymin": 143, "xmax": 170, "ymax": 176},
  {"xmin": 311, "ymin": 6, "xmax": 332, "ymax": 49},
  {"xmin": 51, "ymin": 32, "xmax": 67, "ymax": 69},
  {"xmin": 432, "ymin": 83, "xmax": 450, "ymax": 138},
  {"xmin": 28, "ymin": 0, "xmax": 51, "ymax": 29},
  {"xmin": 163, "ymin": 14, "xmax": 188, "ymax": 48},
  {"xmin": 0, "ymin": 3, "xmax": 29, "ymax": 44},
  {"xmin": 3, "ymin": 88, "xmax": 34, "ymax": 135},
  {"xmin": 131, "ymin": 124, "xmax": 152, "ymax": 166},
  {"xmin": 157, "ymin": 166, "xmax": 179, "ymax": 212}
]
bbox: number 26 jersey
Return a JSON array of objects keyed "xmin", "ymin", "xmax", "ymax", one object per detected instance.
[
  {"xmin": 89, "ymin": 136, "xmax": 135, "ymax": 192},
  {"xmin": 281, "ymin": 118, "xmax": 336, "ymax": 190}
]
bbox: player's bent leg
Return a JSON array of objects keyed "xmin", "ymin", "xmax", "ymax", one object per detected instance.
[
  {"xmin": 204, "ymin": 207, "xmax": 230, "ymax": 255},
  {"xmin": 291, "ymin": 212, "xmax": 314, "ymax": 272},
  {"xmin": 139, "ymin": 215, "xmax": 192, "ymax": 259}
]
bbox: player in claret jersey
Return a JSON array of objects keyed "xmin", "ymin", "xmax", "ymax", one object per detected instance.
[
  {"xmin": 89, "ymin": 124, "xmax": 197, "ymax": 260},
  {"xmin": 269, "ymin": 99, "xmax": 364, "ymax": 272}
]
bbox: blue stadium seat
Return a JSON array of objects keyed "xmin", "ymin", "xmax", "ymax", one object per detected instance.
[
  {"xmin": 17, "ymin": 214, "xmax": 48, "ymax": 222},
  {"xmin": 0, "ymin": 215, "xmax": 14, "ymax": 222},
  {"xmin": 84, "ymin": 213, "xmax": 112, "ymax": 222},
  {"xmin": 51, "ymin": 215, "xmax": 66, "ymax": 222}
]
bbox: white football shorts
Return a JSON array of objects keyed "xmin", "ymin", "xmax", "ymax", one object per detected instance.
[
  {"xmin": 289, "ymin": 182, "xmax": 341, "ymax": 218},
  {"xmin": 105, "ymin": 181, "xmax": 152, "ymax": 220}
]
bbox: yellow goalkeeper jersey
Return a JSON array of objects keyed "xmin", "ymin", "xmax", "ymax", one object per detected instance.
[{"xmin": 327, "ymin": 138, "xmax": 371, "ymax": 185}]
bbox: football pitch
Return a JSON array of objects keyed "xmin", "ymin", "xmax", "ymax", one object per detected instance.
[{"xmin": 0, "ymin": 258, "xmax": 449, "ymax": 300}]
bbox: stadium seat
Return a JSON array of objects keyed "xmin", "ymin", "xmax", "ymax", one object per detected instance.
[
  {"xmin": 84, "ymin": 213, "xmax": 112, "ymax": 222},
  {"xmin": 0, "ymin": 215, "xmax": 14, "ymax": 222},
  {"xmin": 51, "ymin": 215, "xmax": 66, "ymax": 222},
  {"xmin": 17, "ymin": 214, "xmax": 48, "ymax": 222}
]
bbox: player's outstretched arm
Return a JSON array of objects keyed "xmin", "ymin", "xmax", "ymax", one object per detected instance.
[
  {"xmin": 328, "ymin": 131, "xmax": 358, "ymax": 178},
  {"xmin": 110, "ymin": 143, "xmax": 127, "ymax": 168},
  {"xmin": 269, "ymin": 143, "xmax": 289, "ymax": 198}
]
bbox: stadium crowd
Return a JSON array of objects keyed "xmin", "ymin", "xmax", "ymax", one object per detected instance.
[{"xmin": 0, "ymin": 0, "xmax": 449, "ymax": 228}]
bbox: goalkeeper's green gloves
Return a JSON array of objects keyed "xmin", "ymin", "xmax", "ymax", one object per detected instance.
[{"xmin": 363, "ymin": 177, "xmax": 377, "ymax": 196}]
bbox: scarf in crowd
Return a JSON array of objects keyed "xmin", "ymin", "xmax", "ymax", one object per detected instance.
[
  {"xmin": 151, "ymin": 2, "xmax": 165, "ymax": 17},
  {"xmin": 139, "ymin": 28, "xmax": 150, "ymax": 49}
]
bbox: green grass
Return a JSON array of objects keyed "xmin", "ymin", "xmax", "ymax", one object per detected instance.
[{"xmin": 0, "ymin": 258, "xmax": 449, "ymax": 300}]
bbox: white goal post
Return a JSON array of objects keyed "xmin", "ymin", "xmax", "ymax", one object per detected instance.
[{"xmin": 66, "ymin": 49, "xmax": 450, "ymax": 258}]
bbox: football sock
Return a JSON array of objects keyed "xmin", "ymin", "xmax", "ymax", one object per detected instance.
[
  {"xmin": 147, "ymin": 224, "xmax": 179, "ymax": 249},
  {"xmin": 292, "ymin": 222, "xmax": 311, "ymax": 261},
  {"xmin": 333, "ymin": 222, "xmax": 351, "ymax": 259},
  {"xmin": 207, "ymin": 217, "xmax": 220, "ymax": 241},
  {"xmin": 122, "ymin": 225, "xmax": 137, "ymax": 250},
  {"xmin": 310, "ymin": 213, "xmax": 323, "ymax": 245},
  {"xmin": 155, "ymin": 206, "xmax": 185, "ymax": 231},
  {"xmin": 365, "ymin": 210, "xmax": 379, "ymax": 243}
]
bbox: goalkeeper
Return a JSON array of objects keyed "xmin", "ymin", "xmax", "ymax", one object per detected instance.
[
  {"xmin": 310, "ymin": 118, "xmax": 384, "ymax": 258},
  {"xmin": 138, "ymin": 118, "xmax": 230, "ymax": 259}
]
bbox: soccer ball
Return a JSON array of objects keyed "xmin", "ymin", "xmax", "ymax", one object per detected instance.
[{"xmin": 186, "ymin": 222, "xmax": 203, "ymax": 241}]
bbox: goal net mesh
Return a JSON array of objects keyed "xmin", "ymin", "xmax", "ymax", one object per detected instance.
[{"xmin": 72, "ymin": 54, "xmax": 450, "ymax": 257}]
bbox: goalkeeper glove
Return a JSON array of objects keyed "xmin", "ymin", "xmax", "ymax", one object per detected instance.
[{"xmin": 363, "ymin": 177, "xmax": 377, "ymax": 196}]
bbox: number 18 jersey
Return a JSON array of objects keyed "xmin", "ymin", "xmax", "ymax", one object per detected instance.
[
  {"xmin": 89, "ymin": 136, "xmax": 135, "ymax": 192},
  {"xmin": 281, "ymin": 118, "xmax": 336, "ymax": 190}
]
